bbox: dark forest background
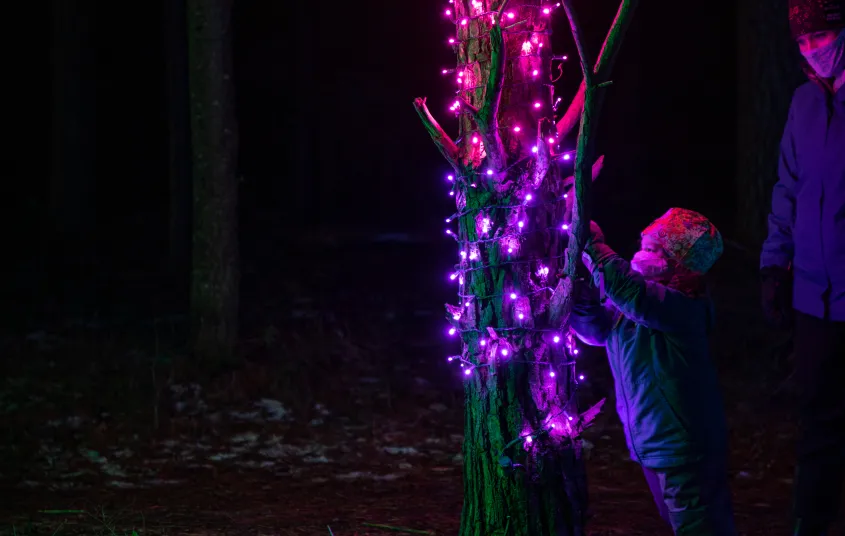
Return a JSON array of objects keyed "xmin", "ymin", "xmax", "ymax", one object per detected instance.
[{"xmin": 3, "ymin": 0, "xmax": 802, "ymax": 327}]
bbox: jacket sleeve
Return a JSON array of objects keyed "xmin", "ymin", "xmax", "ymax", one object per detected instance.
[
  {"xmin": 583, "ymin": 242, "xmax": 699, "ymax": 333},
  {"xmin": 760, "ymin": 98, "xmax": 799, "ymax": 270},
  {"xmin": 570, "ymin": 278, "xmax": 615, "ymax": 346}
]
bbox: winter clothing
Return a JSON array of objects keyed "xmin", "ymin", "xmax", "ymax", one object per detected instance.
[
  {"xmin": 573, "ymin": 214, "xmax": 733, "ymax": 534},
  {"xmin": 802, "ymin": 28, "xmax": 845, "ymax": 78},
  {"xmin": 788, "ymin": 0, "xmax": 844, "ymax": 39},
  {"xmin": 643, "ymin": 459, "xmax": 736, "ymax": 535},
  {"xmin": 791, "ymin": 311, "xmax": 845, "ymax": 533},
  {"xmin": 640, "ymin": 208, "xmax": 724, "ymax": 275},
  {"xmin": 760, "ymin": 80, "xmax": 845, "ymax": 320}
]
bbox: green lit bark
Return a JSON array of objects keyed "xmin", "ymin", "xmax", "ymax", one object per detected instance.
[
  {"xmin": 414, "ymin": 1, "xmax": 636, "ymax": 534},
  {"xmin": 187, "ymin": 0, "xmax": 239, "ymax": 366}
]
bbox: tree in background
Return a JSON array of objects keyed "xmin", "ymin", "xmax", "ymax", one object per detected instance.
[
  {"xmin": 187, "ymin": 0, "xmax": 240, "ymax": 366},
  {"xmin": 414, "ymin": 1, "xmax": 636, "ymax": 534},
  {"xmin": 736, "ymin": 0, "xmax": 803, "ymax": 247}
]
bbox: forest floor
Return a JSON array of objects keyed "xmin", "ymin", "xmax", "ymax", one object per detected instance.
[{"xmin": 0, "ymin": 237, "xmax": 837, "ymax": 535}]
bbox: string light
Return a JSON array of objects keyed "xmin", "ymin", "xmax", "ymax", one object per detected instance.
[{"xmin": 429, "ymin": 0, "xmax": 587, "ymax": 458}]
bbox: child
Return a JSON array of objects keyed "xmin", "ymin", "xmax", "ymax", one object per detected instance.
[{"xmin": 572, "ymin": 208, "xmax": 736, "ymax": 535}]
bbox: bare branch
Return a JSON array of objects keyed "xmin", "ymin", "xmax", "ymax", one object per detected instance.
[
  {"xmin": 561, "ymin": 155, "xmax": 604, "ymax": 190},
  {"xmin": 555, "ymin": 82, "xmax": 586, "ymax": 139},
  {"xmin": 476, "ymin": 21, "xmax": 507, "ymax": 170},
  {"xmin": 555, "ymin": 0, "xmax": 637, "ymax": 139},
  {"xmin": 562, "ymin": 2, "xmax": 593, "ymax": 88},
  {"xmin": 413, "ymin": 97, "xmax": 461, "ymax": 169},
  {"xmin": 561, "ymin": 0, "xmax": 638, "ymax": 285}
]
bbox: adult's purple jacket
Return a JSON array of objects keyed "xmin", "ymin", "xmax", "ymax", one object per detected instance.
[{"xmin": 760, "ymin": 81, "xmax": 845, "ymax": 321}]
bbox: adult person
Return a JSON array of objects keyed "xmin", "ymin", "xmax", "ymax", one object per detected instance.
[{"xmin": 760, "ymin": 1, "xmax": 845, "ymax": 534}]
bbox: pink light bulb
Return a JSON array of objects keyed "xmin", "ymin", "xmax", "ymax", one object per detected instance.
[
  {"xmin": 534, "ymin": 102, "xmax": 541, "ymax": 108},
  {"xmin": 442, "ymin": 69, "xmax": 448, "ymax": 74},
  {"xmin": 568, "ymin": 415, "xmax": 573, "ymax": 421},
  {"xmin": 457, "ymin": 77, "xmax": 462, "ymax": 84},
  {"xmin": 513, "ymin": 126, "xmax": 521, "ymax": 132},
  {"xmin": 461, "ymin": 18, "xmax": 468, "ymax": 25},
  {"xmin": 472, "ymin": 136, "xmax": 479, "ymax": 144},
  {"xmin": 531, "ymin": 146, "xmax": 538, "ymax": 153},
  {"xmin": 532, "ymin": 69, "xmax": 539, "ymax": 76},
  {"xmin": 448, "ymin": 38, "xmax": 455, "ymax": 44},
  {"xmin": 562, "ymin": 55, "xmax": 568, "ymax": 60},
  {"xmin": 543, "ymin": 7, "xmax": 550, "ymax": 14},
  {"xmin": 445, "ymin": 8, "xmax": 451, "ymax": 15},
  {"xmin": 547, "ymin": 137, "xmax": 555, "ymax": 144},
  {"xmin": 507, "ymin": 12, "xmax": 515, "ymax": 18},
  {"xmin": 458, "ymin": 71, "xmax": 463, "ymax": 77}
]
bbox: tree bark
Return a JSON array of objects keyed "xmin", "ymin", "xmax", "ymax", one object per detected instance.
[
  {"xmin": 165, "ymin": 0, "xmax": 193, "ymax": 297},
  {"xmin": 414, "ymin": 2, "xmax": 633, "ymax": 534},
  {"xmin": 49, "ymin": 0, "xmax": 98, "ymax": 303},
  {"xmin": 735, "ymin": 0, "xmax": 802, "ymax": 247},
  {"xmin": 187, "ymin": 0, "xmax": 240, "ymax": 365}
]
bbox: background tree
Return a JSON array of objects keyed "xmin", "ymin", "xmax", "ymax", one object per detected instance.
[
  {"xmin": 49, "ymin": 0, "xmax": 98, "ymax": 310},
  {"xmin": 735, "ymin": 0, "xmax": 803, "ymax": 247},
  {"xmin": 165, "ymin": 0, "xmax": 193, "ymax": 306},
  {"xmin": 187, "ymin": 0, "xmax": 240, "ymax": 365},
  {"xmin": 414, "ymin": 1, "xmax": 636, "ymax": 534}
]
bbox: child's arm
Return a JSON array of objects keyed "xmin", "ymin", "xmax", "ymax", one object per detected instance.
[
  {"xmin": 569, "ymin": 277, "xmax": 615, "ymax": 346},
  {"xmin": 582, "ymin": 223, "xmax": 697, "ymax": 333}
]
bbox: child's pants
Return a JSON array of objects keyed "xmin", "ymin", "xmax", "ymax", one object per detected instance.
[{"xmin": 642, "ymin": 458, "xmax": 737, "ymax": 535}]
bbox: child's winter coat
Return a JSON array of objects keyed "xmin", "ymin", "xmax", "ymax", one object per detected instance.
[{"xmin": 571, "ymin": 209, "xmax": 729, "ymax": 469}]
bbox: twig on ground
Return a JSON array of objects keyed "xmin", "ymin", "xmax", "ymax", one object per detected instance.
[
  {"xmin": 327, "ymin": 525, "xmax": 335, "ymax": 536},
  {"xmin": 362, "ymin": 522, "xmax": 434, "ymax": 535}
]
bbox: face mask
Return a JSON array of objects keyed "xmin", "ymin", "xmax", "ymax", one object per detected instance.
[
  {"xmin": 802, "ymin": 29, "xmax": 845, "ymax": 78},
  {"xmin": 631, "ymin": 250, "xmax": 670, "ymax": 279}
]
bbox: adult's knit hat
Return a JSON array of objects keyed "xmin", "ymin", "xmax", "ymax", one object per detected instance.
[
  {"xmin": 788, "ymin": 0, "xmax": 845, "ymax": 39},
  {"xmin": 641, "ymin": 208, "xmax": 723, "ymax": 275}
]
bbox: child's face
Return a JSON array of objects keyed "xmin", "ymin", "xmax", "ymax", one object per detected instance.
[{"xmin": 640, "ymin": 236, "xmax": 666, "ymax": 257}]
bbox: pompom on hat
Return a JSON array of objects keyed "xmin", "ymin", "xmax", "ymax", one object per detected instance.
[
  {"xmin": 641, "ymin": 208, "xmax": 723, "ymax": 276},
  {"xmin": 788, "ymin": 0, "xmax": 844, "ymax": 39}
]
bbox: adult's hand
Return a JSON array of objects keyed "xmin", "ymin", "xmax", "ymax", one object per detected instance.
[{"xmin": 760, "ymin": 265, "xmax": 792, "ymax": 329}]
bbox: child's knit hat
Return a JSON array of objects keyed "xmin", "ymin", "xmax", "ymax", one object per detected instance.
[
  {"xmin": 788, "ymin": 0, "xmax": 844, "ymax": 39},
  {"xmin": 641, "ymin": 208, "xmax": 723, "ymax": 275}
]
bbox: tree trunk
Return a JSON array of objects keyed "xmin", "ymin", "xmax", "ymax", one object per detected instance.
[
  {"xmin": 735, "ymin": 0, "xmax": 802, "ymax": 247},
  {"xmin": 415, "ymin": 2, "xmax": 634, "ymax": 534},
  {"xmin": 187, "ymin": 0, "xmax": 240, "ymax": 365},
  {"xmin": 165, "ymin": 0, "xmax": 193, "ymax": 300},
  {"xmin": 49, "ymin": 0, "xmax": 98, "ymax": 307}
]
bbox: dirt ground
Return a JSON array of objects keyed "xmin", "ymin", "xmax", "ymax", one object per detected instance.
[{"xmin": 0, "ymin": 240, "xmax": 836, "ymax": 535}]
